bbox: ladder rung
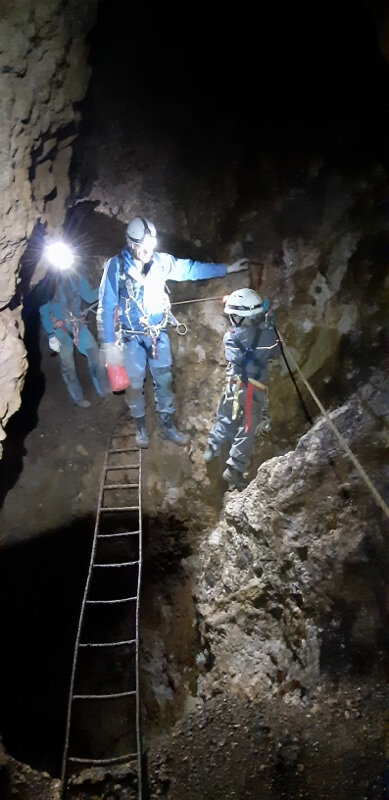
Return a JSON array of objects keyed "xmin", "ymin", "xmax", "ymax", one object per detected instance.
[
  {"xmin": 93, "ymin": 560, "xmax": 139, "ymax": 568},
  {"xmin": 79, "ymin": 638, "xmax": 136, "ymax": 648},
  {"xmin": 103, "ymin": 483, "xmax": 139, "ymax": 489},
  {"xmin": 68, "ymin": 753, "xmax": 138, "ymax": 765},
  {"xmin": 86, "ymin": 596, "xmax": 137, "ymax": 605},
  {"xmin": 97, "ymin": 531, "xmax": 139, "ymax": 538},
  {"xmin": 100, "ymin": 506, "xmax": 139, "ymax": 512},
  {"xmin": 110, "ymin": 447, "xmax": 138, "ymax": 453},
  {"xmin": 108, "ymin": 447, "xmax": 136, "ymax": 453},
  {"xmin": 73, "ymin": 690, "xmax": 136, "ymax": 700},
  {"xmin": 105, "ymin": 464, "xmax": 140, "ymax": 471}
]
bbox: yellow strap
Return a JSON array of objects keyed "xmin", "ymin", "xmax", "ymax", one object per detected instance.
[
  {"xmin": 232, "ymin": 377, "xmax": 241, "ymax": 420},
  {"xmin": 248, "ymin": 377, "xmax": 268, "ymax": 392}
]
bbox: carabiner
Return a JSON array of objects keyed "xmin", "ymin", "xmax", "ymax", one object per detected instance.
[{"xmin": 175, "ymin": 322, "xmax": 187, "ymax": 336}]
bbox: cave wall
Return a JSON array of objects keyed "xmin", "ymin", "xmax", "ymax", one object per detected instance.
[{"xmin": 0, "ymin": 0, "xmax": 99, "ymax": 453}]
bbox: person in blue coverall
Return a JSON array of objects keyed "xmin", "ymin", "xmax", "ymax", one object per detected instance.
[
  {"xmin": 40, "ymin": 271, "xmax": 109, "ymax": 407},
  {"xmin": 204, "ymin": 288, "xmax": 281, "ymax": 490},
  {"xmin": 98, "ymin": 216, "xmax": 248, "ymax": 448}
]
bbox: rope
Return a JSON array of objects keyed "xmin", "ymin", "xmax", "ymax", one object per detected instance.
[
  {"xmin": 276, "ymin": 329, "xmax": 389, "ymax": 519},
  {"xmin": 274, "ymin": 325, "xmax": 313, "ymax": 425},
  {"xmin": 171, "ymin": 295, "xmax": 224, "ymax": 306},
  {"xmin": 112, "ymin": 283, "xmax": 388, "ymax": 517}
]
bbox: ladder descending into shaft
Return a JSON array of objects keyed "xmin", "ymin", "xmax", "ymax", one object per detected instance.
[{"xmin": 59, "ymin": 414, "xmax": 143, "ymax": 800}]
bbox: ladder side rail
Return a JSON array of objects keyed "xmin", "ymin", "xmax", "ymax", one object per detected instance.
[{"xmin": 135, "ymin": 451, "xmax": 143, "ymax": 800}]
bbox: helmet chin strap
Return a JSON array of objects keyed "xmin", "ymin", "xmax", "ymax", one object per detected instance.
[{"xmin": 229, "ymin": 314, "xmax": 243, "ymax": 326}]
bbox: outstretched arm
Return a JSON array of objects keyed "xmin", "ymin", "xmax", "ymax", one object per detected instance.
[
  {"xmin": 226, "ymin": 258, "xmax": 249, "ymax": 274},
  {"xmin": 157, "ymin": 253, "xmax": 248, "ymax": 282}
]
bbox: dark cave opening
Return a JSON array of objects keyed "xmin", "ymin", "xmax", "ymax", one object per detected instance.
[
  {"xmin": 72, "ymin": 0, "xmax": 389, "ymax": 190},
  {"xmin": 0, "ymin": 509, "xmax": 195, "ymax": 778},
  {"xmin": 0, "ymin": 519, "xmax": 94, "ymax": 777}
]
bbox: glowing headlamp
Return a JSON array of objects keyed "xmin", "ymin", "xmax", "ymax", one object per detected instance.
[
  {"xmin": 142, "ymin": 233, "xmax": 157, "ymax": 249},
  {"xmin": 45, "ymin": 241, "xmax": 75, "ymax": 271}
]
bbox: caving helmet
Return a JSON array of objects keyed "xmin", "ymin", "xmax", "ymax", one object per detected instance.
[
  {"xmin": 126, "ymin": 216, "xmax": 157, "ymax": 264},
  {"xmin": 224, "ymin": 288, "xmax": 264, "ymax": 325}
]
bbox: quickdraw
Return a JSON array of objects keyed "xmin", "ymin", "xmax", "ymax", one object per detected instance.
[
  {"xmin": 50, "ymin": 312, "xmax": 82, "ymax": 345},
  {"xmin": 50, "ymin": 301, "xmax": 97, "ymax": 348},
  {"xmin": 66, "ymin": 312, "xmax": 83, "ymax": 347}
]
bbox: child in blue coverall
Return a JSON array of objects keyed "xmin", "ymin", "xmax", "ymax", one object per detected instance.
[{"xmin": 204, "ymin": 287, "xmax": 280, "ymax": 490}]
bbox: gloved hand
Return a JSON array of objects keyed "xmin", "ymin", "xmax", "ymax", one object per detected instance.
[
  {"xmin": 102, "ymin": 341, "xmax": 124, "ymax": 367},
  {"xmin": 226, "ymin": 257, "xmax": 249, "ymax": 274},
  {"xmin": 48, "ymin": 335, "xmax": 61, "ymax": 353},
  {"xmin": 265, "ymin": 310, "xmax": 276, "ymax": 329}
]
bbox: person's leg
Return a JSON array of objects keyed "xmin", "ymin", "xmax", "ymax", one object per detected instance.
[
  {"xmin": 223, "ymin": 391, "xmax": 264, "ymax": 488},
  {"xmin": 57, "ymin": 335, "xmax": 90, "ymax": 407},
  {"xmin": 123, "ymin": 339, "xmax": 147, "ymax": 416},
  {"xmin": 149, "ymin": 333, "xmax": 188, "ymax": 445},
  {"xmin": 77, "ymin": 326, "xmax": 110, "ymax": 397},
  {"xmin": 204, "ymin": 387, "xmax": 236, "ymax": 461},
  {"xmin": 123, "ymin": 339, "xmax": 149, "ymax": 447}
]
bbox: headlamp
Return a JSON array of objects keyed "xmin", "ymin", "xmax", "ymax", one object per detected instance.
[{"xmin": 45, "ymin": 241, "xmax": 75, "ymax": 271}]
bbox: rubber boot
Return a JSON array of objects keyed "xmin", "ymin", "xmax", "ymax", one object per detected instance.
[
  {"xmin": 72, "ymin": 396, "xmax": 91, "ymax": 408},
  {"xmin": 222, "ymin": 465, "xmax": 246, "ymax": 491},
  {"xmin": 134, "ymin": 416, "xmax": 149, "ymax": 449},
  {"xmin": 158, "ymin": 412, "xmax": 189, "ymax": 446}
]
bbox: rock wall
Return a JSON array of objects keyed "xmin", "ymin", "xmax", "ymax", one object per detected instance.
[{"xmin": 0, "ymin": 0, "xmax": 99, "ymax": 453}]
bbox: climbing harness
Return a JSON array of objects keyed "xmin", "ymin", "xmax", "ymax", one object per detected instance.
[
  {"xmin": 66, "ymin": 312, "xmax": 82, "ymax": 347},
  {"xmin": 229, "ymin": 375, "xmax": 268, "ymax": 430},
  {"xmin": 229, "ymin": 323, "xmax": 277, "ymax": 431},
  {"xmin": 50, "ymin": 301, "xmax": 98, "ymax": 348},
  {"xmin": 117, "ymin": 258, "xmax": 188, "ymax": 359},
  {"xmin": 59, "ymin": 413, "xmax": 144, "ymax": 800}
]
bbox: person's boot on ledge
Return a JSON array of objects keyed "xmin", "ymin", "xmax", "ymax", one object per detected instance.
[
  {"xmin": 158, "ymin": 412, "xmax": 189, "ymax": 446},
  {"xmin": 134, "ymin": 416, "xmax": 149, "ymax": 448}
]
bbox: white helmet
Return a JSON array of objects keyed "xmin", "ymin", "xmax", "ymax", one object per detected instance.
[
  {"xmin": 126, "ymin": 216, "xmax": 157, "ymax": 244},
  {"xmin": 224, "ymin": 288, "xmax": 263, "ymax": 318}
]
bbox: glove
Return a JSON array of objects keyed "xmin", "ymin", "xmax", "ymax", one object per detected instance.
[
  {"xmin": 226, "ymin": 257, "xmax": 249, "ymax": 274},
  {"xmin": 48, "ymin": 336, "xmax": 61, "ymax": 353},
  {"xmin": 265, "ymin": 310, "xmax": 276, "ymax": 329},
  {"xmin": 102, "ymin": 341, "xmax": 124, "ymax": 367}
]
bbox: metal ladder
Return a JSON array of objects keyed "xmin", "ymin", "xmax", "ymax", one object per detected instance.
[{"xmin": 59, "ymin": 413, "xmax": 143, "ymax": 799}]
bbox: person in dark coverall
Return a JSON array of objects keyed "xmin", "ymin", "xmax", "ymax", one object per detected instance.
[
  {"xmin": 40, "ymin": 271, "xmax": 109, "ymax": 407},
  {"xmin": 98, "ymin": 216, "xmax": 248, "ymax": 448},
  {"xmin": 204, "ymin": 288, "xmax": 280, "ymax": 490}
]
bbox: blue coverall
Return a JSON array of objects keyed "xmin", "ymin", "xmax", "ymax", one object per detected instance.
[
  {"xmin": 206, "ymin": 317, "xmax": 280, "ymax": 474},
  {"xmin": 98, "ymin": 247, "xmax": 227, "ymax": 418},
  {"xmin": 40, "ymin": 274, "xmax": 109, "ymax": 406}
]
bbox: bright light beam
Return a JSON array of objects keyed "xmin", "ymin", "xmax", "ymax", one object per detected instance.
[{"xmin": 45, "ymin": 241, "xmax": 75, "ymax": 270}]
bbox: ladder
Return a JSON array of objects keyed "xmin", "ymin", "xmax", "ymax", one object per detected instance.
[{"xmin": 59, "ymin": 414, "xmax": 143, "ymax": 799}]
